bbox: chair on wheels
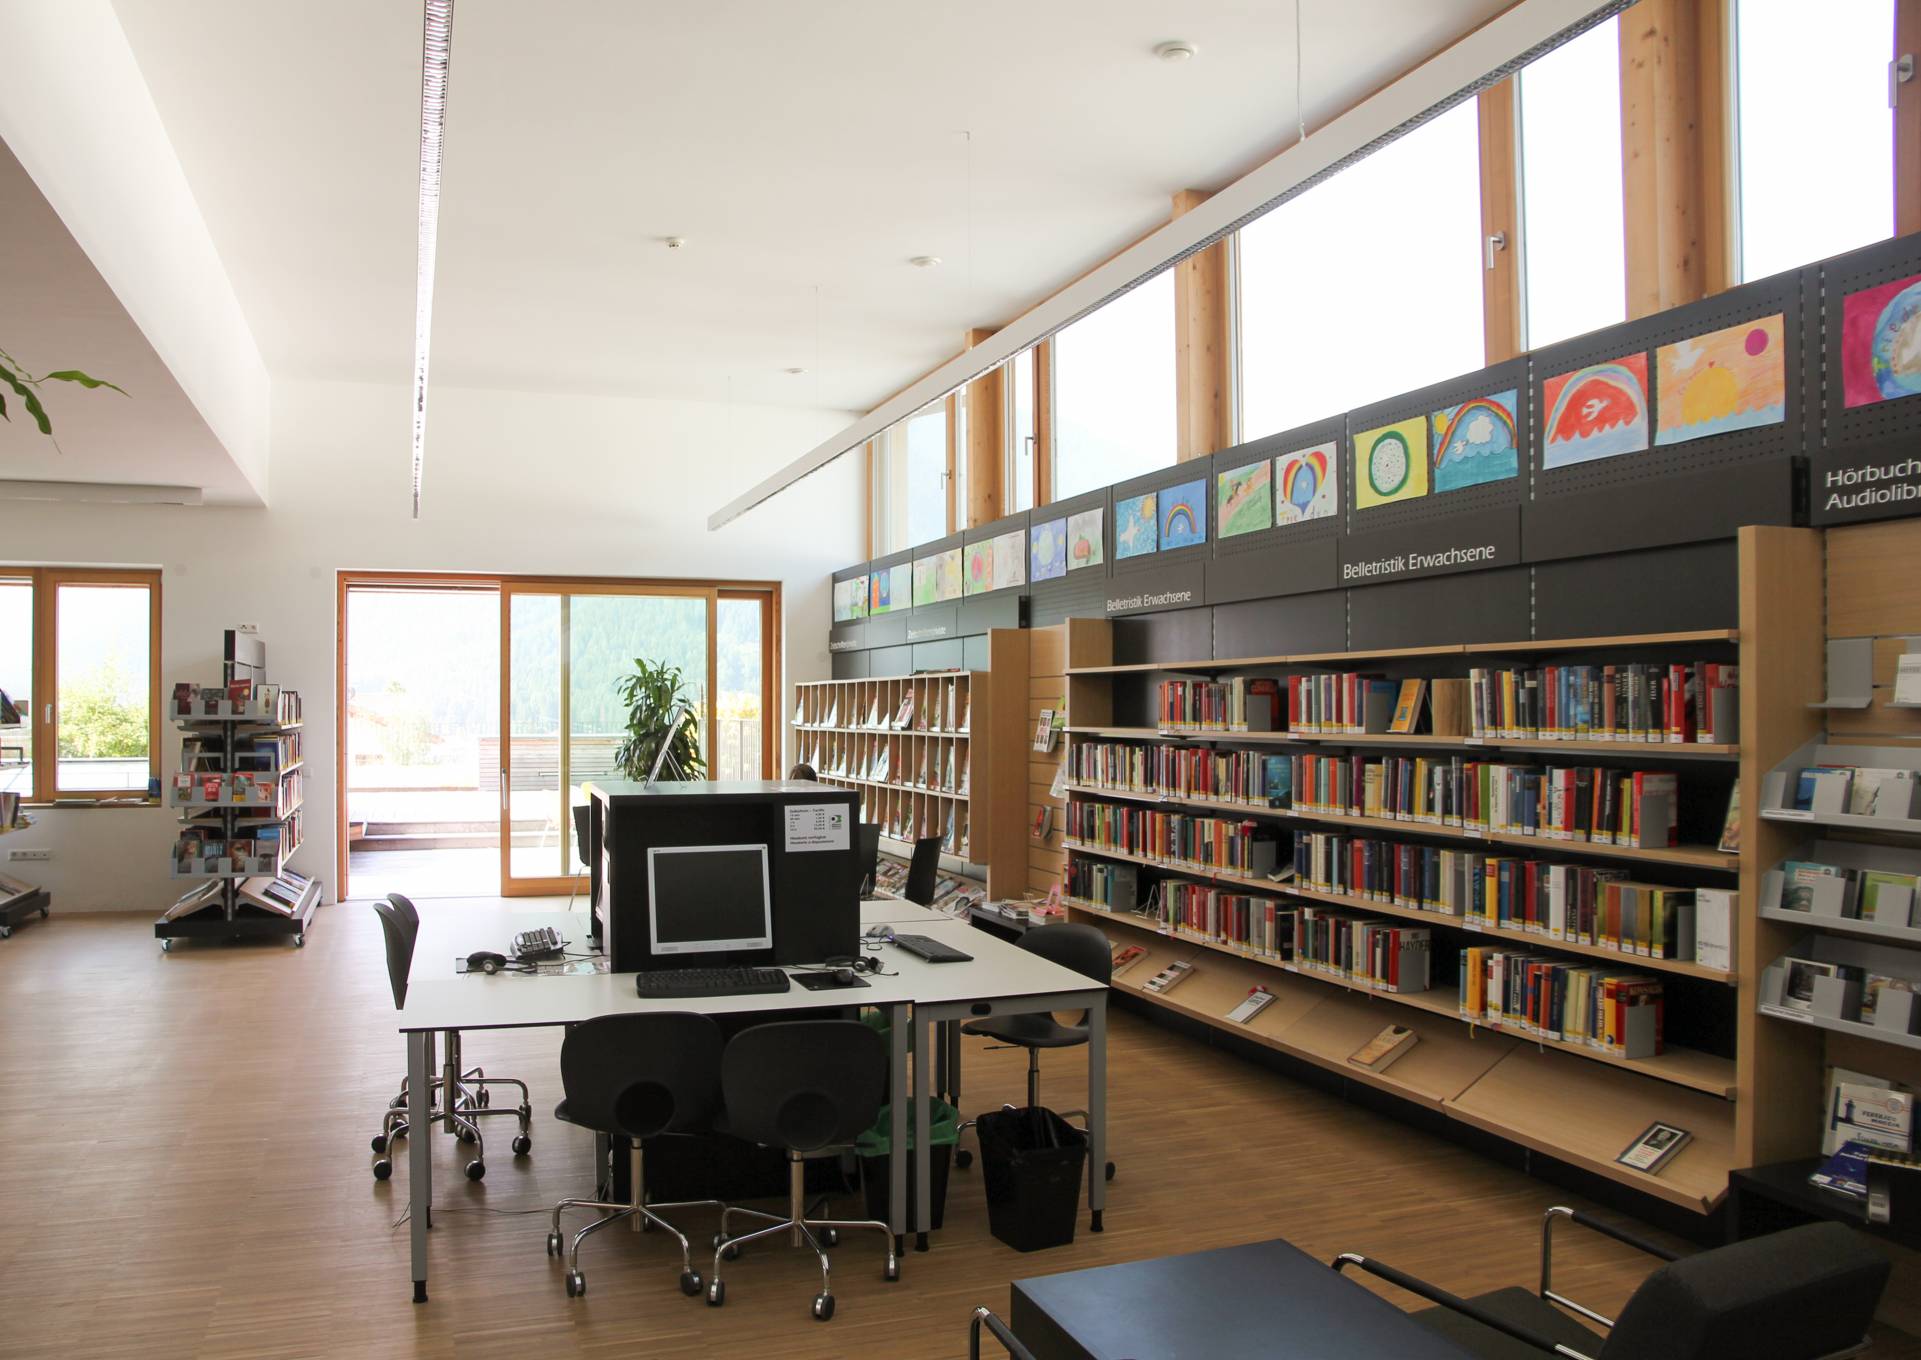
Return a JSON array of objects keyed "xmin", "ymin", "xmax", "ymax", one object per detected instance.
[
  {"xmin": 707, "ymin": 1020, "xmax": 899, "ymax": 1320},
  {"xmin": 902, "ymin": 834, "xmax": 943, "ymax": 906},
  {"xmin": 1333, "ymin": 1210, "xmax": 1889, "ymax": 1360},
  {"xmin": 369, "ymin": 896, "xmax": 533, "ymax": 1182},
  {"xmin": 955, "ymin": 922, "xmax": 1114, "ymax": 1182},
  {"xmin": 544, "ymin": 1012, "xmax": 728, "ymax": 1299}
]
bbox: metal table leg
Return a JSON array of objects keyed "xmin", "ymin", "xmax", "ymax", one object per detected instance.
[
  {"xmin": 407, "ymin": 1028, "xmax": 432, "ymax": 1301},
  {"xmin": 914, "ymin": 1006, "xmax": 932, "ymax": 1252},
  {"xmin": 1087, "ymin": 991, "xmax": 1106, "ymax": 1233},
  {"xmin": 888, "ymin": 1001, "xmax": 909, "ymax": 1261}
]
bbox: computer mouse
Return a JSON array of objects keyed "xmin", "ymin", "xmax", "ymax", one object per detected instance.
[
  {"xmin": 832, "ymin": 966, "xmax": 857, "ymax": 986},
  {"xmin": 467, "ymin": 950, "xmax": 508, "ymax": 975}
]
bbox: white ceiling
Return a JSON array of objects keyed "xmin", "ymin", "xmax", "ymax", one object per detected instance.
[
  {"xmin": 0, "ymin": 139, "xmax": 256, "ymax": 503},
  {"xmin": 104, "ymin": 0, "xmax": 1507, "ymax": 418}
]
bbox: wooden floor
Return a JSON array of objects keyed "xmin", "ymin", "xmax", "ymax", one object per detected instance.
[{"xmin": 4, "ymin": 905, "xmax": 1916, "ymax": 1360}]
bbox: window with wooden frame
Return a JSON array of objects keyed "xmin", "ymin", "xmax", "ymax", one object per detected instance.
[
  {"xmin": 1004, "ymin": 346, "xmax": 1040, "ymax": 513},
  {"xmin": 870, "ymin": 400, "xmax": 956, "ymax": 553},
  {"xmin": 0, "ymin": 568, "xmax": 162, "ymax": 803}
]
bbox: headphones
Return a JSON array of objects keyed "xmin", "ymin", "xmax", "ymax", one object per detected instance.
[{"xmin": 824, "ymin": 952, "xmax": 884, "ymax": 976}]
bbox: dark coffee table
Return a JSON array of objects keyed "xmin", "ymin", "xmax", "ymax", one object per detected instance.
[{"xmin": 1011, "ymin": 1237, "xmax": 1475, "ymax": 1359}]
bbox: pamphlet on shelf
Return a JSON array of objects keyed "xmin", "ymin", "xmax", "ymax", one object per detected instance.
[
  {"xmin": 1142, "ymin": 959, "xmax": 1195, "ymax": 994},
  {"xmin": 1348, "ymin": 1024, "xmax": 1419, "ymax": 1071},
  {"xmin": 1224, "ymin": 986, "xmax": 1278, "ymax": 1024},
  {"xmin": 1616, "ymin": 1121, "xmax": 1691, "ymax": 1174}
]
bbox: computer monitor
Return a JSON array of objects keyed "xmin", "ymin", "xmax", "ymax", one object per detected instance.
[
  {"xmin": 856, "ymin": 821, "xmax": 882, "ymax": 897},
  {"xmin": 645, "ymin": 843, "xmax": 773, "ymax": 958}
]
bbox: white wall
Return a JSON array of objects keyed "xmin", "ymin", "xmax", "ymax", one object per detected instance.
[{"xmin": 0, "ymin": 376, "xmax": 861, "ymax": 913}]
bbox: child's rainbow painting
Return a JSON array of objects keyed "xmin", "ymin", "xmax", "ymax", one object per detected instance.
[
  {"xmin": 1160, "ymin": 478, "xmax": 1207, "ymax": 549},
  {"xmin": 1653, "ymin": 315, "xmax": 1786, "ymax": 445},
  {"xmin": 1430, "ymin": 390, "xmax": 1520, "ymax": 492},
  {"xmin": 1540, "ymin": 354, "xmax": 1649, "ymax": 468},
  {"xmin": 1274, "ymin": 443, "xmax": 1338, "ymax": 525}
]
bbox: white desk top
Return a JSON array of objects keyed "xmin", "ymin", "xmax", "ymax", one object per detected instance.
[
  {"xmin": 859, "ymin": 898, "xmax": 951, "ymax": 927},
  {"xmin": 400, "ymin": 907, "xmax": 1100, "ymax": 1034}
]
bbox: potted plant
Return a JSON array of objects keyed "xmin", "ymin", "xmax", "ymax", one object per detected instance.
[
  {"xmin": 0, "ymin": 347, "xmax": 122, "ymax": 440},
  {"xmin": 613, "ymin": 658, "xmax": 706, "ymax": 782}
]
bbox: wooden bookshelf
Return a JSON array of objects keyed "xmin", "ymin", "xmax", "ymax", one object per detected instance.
[
  {"xmin": 1057, "ymin": 579, "xmax": 1775, "ymax": 1212},
  {"xmin": 1083, "ymin": 910, "xmax": 1733, "ymax": 1211},
  {"xmin": 792, "ymin": 628, "xmax": 1028, "ymax": 898}
]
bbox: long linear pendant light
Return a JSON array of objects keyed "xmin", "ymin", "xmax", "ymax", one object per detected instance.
[
  {"xmin": 411, "ymin": 0, "xmax": 453, "ymax": 519},
  {"xmin": 705, "ymin": 0, "xmax": 1622, "ymax": 532}
]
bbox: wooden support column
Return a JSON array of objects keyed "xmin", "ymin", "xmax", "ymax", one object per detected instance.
[
  {"xmin": 1172, "ymin": 189, "xmax": 1234, "ymax": 462},
  {"xmin": 1900, "ymin": 0, "xmax": 1921, "ymax": 234},
  {"xmin": 1034, "ymin": 340, "xmax": 1054, "ymax": 506},
  {"xmin": 1619, "ymin": 0, "xmax": 1730, "ymax": 317},
  {"xmin": 1478, "ymin": 82, "xmax": 1523, "ymax": 363},
  {"xmin": 962, "ymin": 326, "xmax": 1004, "ymax": 529}
]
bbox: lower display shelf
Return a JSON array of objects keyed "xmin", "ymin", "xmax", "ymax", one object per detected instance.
[
  {"xmin": 1087, "ymin": 914, "xmax": 1732, "ymax": 1213},
  {"xmin": 1758, "ymin": 1002, "xmax": 1921, "ymax": 1054},
  {"xmin": 153, "ymin": 877, "xmax": 321, "ymax": 947},
  {"xmin": 1071, "ymin": 901, "xmax": 1737, "ymax": 1097}
]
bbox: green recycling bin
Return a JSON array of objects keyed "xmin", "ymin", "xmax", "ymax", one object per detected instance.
[{"xmin": 856, "ymin": 1098, "xmax": 957, "ymax": 1233}]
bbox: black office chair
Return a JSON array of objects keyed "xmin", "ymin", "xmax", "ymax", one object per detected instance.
[
  {"xmin": 856, "ymin": 821, "xmax": 882, "ymax": 898},
  {"xmin": 1334, "ymin": 1210, "xmax": 1889, "ymax": 1360},
  {"xmin": 969, "ymin": 1306, "xmax": 1040, "ymax": 1360},
  {"xmin": 955, "ymin": 922, "xmax": 1114, "ymax": 1180},
  {"xmin": 707, "ymin": 1020, "xmax": 899, "ymax": 1319},
  {"xmin": 902, "ymin": 834, "xmax": 943, "ymax": 906},
  {"xmin": 571, "ymin": 804, "xmax": 591, "ymax": 872},
  {"xmin": 545, "ymin": 1012, "xmax": 728, "ymax": 1299},
  {"xmin": 369, "ymin": 896, "xmax": 532, "ymax": 1182}
]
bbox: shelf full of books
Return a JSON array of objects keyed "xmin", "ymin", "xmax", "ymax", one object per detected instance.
[
  {"xmin": 1059, "ymin": 614, "xmax": 1748, "ymax": 1212},
  {"xmin": 156, "ymin": 654, "xmax": 319, "ymax": 950},
  {"xmin": 793, "ymin": 673, "xmax": 977, "ymax": 860}
]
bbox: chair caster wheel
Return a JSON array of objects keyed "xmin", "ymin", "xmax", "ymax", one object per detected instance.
[
  {"xmin": 160, "ymin": 938, "xmax": 172, "ymax": 952},
  {"xmin": 711, "ymin": 1233, "xmax": 739, "ymax": 1260},
  {"xmin": 679, "ymin": 1269, "xmax": 702, "ymax": 1296},
  {"xmin": 812, "ymin": 1292, "xmax": 835, "ymax": 1321},
  {"xmin": 371, "ymin": 1134, "xmax": 388, "ymax": 1154},
  {"xmin": 1106, "ymin": 1161, "xmax": 1116, "ymax": 1181},
  {"xmin": 512, "ymin": 1135, "xmax": 532, "ymax": 1156},
  {"xmin": 545, "ymin": 1231, "xmax": 561, "ymax": 1257},
  {"xmin": 458, "ymin": 1128, "xmax": 479, "ymax": 1145},
  {"xmin": 518, "ymin": 1103, "xmax": 532, "ymax": 1121},
  {"xmin": 465, "ymin": 1160, "xmax": 486, "ymax": 1181},
  {"xmin": 706, "ymin": 1279, "xmax": 725, "ymax": 1307},
  {"xmin": 955, "ymin": 1148, "xmax": 973, "ymax": 1170},
  {"xmin": 477, "ymin": 1089, "xmax": 491, "ymax": 1107},
  {"xmin": 884, "ymin": 1258, "xmax": 900, "ymax": 1282},
  {"xmin": 293, "ymin": 934, "xmax": 304, "ymax": 947},
  {"xmin": 819, "ymin": 1227, "xmax": 839, "ymax": 1247},
  {"xmin": 565, "ymin": 1270, "xmax": 585, "ymax": 1297},
  {"xmin": 372, "ymin": 1159, "xmax": 393, "ymax": 1181}
]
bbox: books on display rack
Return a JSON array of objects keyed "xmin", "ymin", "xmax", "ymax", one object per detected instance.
[
  {"xmin": 1142, "ymin": 959, "xmax": 1195, "ymax": 994},
  {"xmin": 1616, "ymin": 1121, "xmax": 1691, "ymax": 1175}
]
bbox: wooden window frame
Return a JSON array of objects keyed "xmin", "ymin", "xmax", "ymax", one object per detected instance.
[{"xmin": 11, "ymin": 567, "xmax": 164, "ymax": 805}]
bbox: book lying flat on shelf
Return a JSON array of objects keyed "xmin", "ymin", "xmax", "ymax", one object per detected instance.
[
  {"xmin": 1142, "ymin": 959, "xmax": 1195, "ymax": 994},
  {"xmin": 1348, "ymin": 1024, "xmax": 1419, "ymax": 1072},
  {"xmin": 1224, "ymin": 987, "xmax": 1278, "ymax": 1024},
  {"xmin": 1616, "ymin": 1121, "xmax": 1691, "ymax": 1174},
  {"xmin": 1109, "ymin": 943, "xmax": 1146, "ymax": 976}
]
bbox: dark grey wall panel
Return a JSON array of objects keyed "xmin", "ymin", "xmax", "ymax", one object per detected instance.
[
  {"xmin": 905, "ymin": 604, "xmax": 959, "ymax": 643},
  {"xmin": 829, "ymin": 621, "xmax": 865, "ymax": 654},
  {"xmin": 866, "ymin": 645, "xmax": 913, "ymax": 677},
  {"xmin": 1213, "ymin": 590, "xmax": 1346, "ymax": 658},
  {"xmin": 831, "ymin": 651, "xmax": 870, "ymax": 680},
  {"xmin": 1348, "ymin": 567, "xmax": 1530, "ymax": 651},
  {"xmin": 863, "ymin": 610, "xmax": 907, "ymax": 648},
  {"xmin": 1340, "ymin": 507, "xmax": 1522, "ymax": 586},
  {"xmin": 957, "ymin": 593, "xmax": 1024, "ymax": 635},
  {"xmin": 1029, "ymin": 572, "xmax": 1109, "ymax": 628},
  {"xmin": 963, "ymin": 634, "xmax": 991, "ymax": 670},
  {"xmin": 1101, "ymin": 560, "xmax": 1205, "ymax": 617},
  {"xmin": 1112, "ymin": 606, "xmax": 1213, "ymax": 666},
  {"xmin": 1206, "ymin": 535, "xmax": 1340, "ymax": 604},
  {"xmin": 1521, "ymin": 455, "xmax": 1801, "ymax": 562},
  {"xmin": 910, "ymin": 639, "xmax": 963, "ymax": 672},
  {"xmin": 1811, "ymin": 438, "xmax": 1921, "ymax": 525},
  {"xmin": 1533, "ymin": 542, "xmax": 1736, "ymax": 639}
]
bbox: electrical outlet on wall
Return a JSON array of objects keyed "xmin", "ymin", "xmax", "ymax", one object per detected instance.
[{"xmin": 8, "ymin": 848, "xmax": 51, "ymax": 862}]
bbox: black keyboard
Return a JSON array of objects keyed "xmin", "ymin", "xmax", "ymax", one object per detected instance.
[
  {"xmin": 634, "ymin": 966, "xmax": 792, "ymax": 998},
  {"xmin": 890, "ymin": 933, "xmax": 973, "ymax": 963},
  {"xmin": 513, "ymin": 926, "xmax": 563, "ymax": 960}
]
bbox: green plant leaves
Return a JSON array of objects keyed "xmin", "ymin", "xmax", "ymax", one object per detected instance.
[{"xmin": 42, "ymin": 370, "xmax": 127, "ymax": 395}]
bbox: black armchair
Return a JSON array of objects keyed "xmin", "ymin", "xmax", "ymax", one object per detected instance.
[{"xmin": 1333, "ymin": 1210, "xmax": 1888, "ymax": 1360}]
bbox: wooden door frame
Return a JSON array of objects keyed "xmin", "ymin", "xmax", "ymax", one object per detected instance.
[{"xmin": 496, "ymin": 575, "xmax": 784, "ymax": 898}]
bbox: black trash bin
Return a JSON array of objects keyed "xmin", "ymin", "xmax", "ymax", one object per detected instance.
[{"xmin": 975, "ymin": 1105, "xmax": 1086, "ymax": 1252}]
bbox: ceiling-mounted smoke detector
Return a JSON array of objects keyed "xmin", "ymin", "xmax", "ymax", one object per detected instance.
[
  {"xmin": 1154, "ymin": 40, "xmax": 1198, "ymax": 62},
  {"xmin": 909, "ymin": 255, "xmax": 942, "ymax": 268}
]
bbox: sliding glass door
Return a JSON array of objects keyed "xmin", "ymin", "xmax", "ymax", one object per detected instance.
[{"xmin": 499, "ymin": 581, "xmax": 772, "ymax": 895}]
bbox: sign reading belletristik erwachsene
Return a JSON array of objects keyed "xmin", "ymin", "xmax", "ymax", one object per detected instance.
[
  {"xmin": 1338, "ymin": 507, "xmax": 1520, "ymax": 586},
  {"xmin": 1103, "ymin": 562, "xmax": 1204, "ymax": 617},
  {"xmin": 1813, "ymin": 440, "xmax": 1921, "ymax": 525}
]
